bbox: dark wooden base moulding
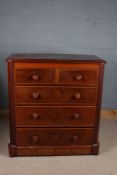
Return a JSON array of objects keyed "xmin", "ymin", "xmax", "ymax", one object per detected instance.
[{"xmin": 9, "ymin": 143, "xmax": 99, "ymax": 157}]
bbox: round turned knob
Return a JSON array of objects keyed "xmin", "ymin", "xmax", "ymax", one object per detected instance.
[
  {"xmin": 32, "ymin": 92, "xmax": 40, "ymax": 99},
  {"xmin": 32, "ymin": 135, "xmax": 39, "ymax": 143},
  {"xmin": 32, "ymin": 74, "xmax": 39, "ymax": 81},
  {"xmin": 72, "ymin": 135, "xmax": 78, "ymax": 142},
  {"xmin": 32, "ymin": 113, "xmax": 39, "ymax": 119},
  {"xmin": 74, "ymin": 93, "xmax": 81, "ymax": 100},
  {"xmin": 75, "ymin": 74, "xmax": 83, "ymax": 81},
  {"xmin": 73, "ymin": 113, "xmax": 80, "ymax": 120}
]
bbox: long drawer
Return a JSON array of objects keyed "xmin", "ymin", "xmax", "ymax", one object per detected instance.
[
  {"xmin": 15, "ymin": 86, "xmax": 97, "ymax": 105},
  {"xmin": 15, "ymin": 106, "xmax": 96, "ymax": 127},
  {"xmin": 16, "ymin": 128, "xmax": 94, "ymax": 146}
]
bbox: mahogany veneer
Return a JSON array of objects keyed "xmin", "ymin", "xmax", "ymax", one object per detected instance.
[{"xmin": 6, "ymin": 54, "xmax": 106, "ymax": 156}]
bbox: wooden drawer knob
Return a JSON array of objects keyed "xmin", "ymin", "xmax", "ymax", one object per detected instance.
[
  {"xmin": 75, "ymin": 75, "xmax": 83, "ymax": 81},
  {"xmin": 32, "ymin": 135, "xmax": 39, "ymax": 143},
  {"xmin": 32, "ymin": 74, "xmax": 39, "ymax": 81},
  {"xmin": 73, "ymin": 113, "xmax": 80, "ymax": 119},
  {"xmin": 72, "ymin": 135, "xmax": 78, "ymax": 142},
  {"xmin": 74, "ymin": 93, "xmax": 81, "ymax": 100},
  {"xmin": 32, "ymin": 113, "xmax": 39, "ymax": 119},
  {"xmin": 32, "ymin": 92, "xmax": 40, "ymax": 99}
]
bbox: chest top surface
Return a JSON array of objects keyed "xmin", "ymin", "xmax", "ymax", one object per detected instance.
[{"xmin": 6, "ymin": 53, "xmax": 106, "ymax": 64}]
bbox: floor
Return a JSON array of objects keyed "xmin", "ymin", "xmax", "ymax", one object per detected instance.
[{"xmin": 0, "ymin": 116, "xmax": 117, "ymax": 175}]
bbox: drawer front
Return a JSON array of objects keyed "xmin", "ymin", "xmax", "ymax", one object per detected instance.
[
  {"xmin": 15, "ymin": 68, "xmax": 99, "ymax": 85},
  {"xmin": 16, "ymin": 128, "xmax": 94, "ymax": 146},
  {"xmin": 15, "ymin": 86, "xmax": 97, "ymax": 105},
  {"xmin": 16, "ymin": 106, "xmax": 96, "ymax": 127},
  {"xmin": 15, "ymin": 69, "xmax": 55, "ymax": 84},
  {"xmin": 60, "ymin": 69, "xmax": 99, "ymax": 85}
]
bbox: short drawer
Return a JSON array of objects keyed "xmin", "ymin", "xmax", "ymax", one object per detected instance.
[
  {"xmin": 15, "ymin": 69, "xmax": 55, "ymax": 84},
  {"xmin": 16, "ymin": 106, "xmax": 96, "ymax": 127},
  {"xmin": 15, "ymin": 86, "xmax": 97, "ymax": 105},
  {"xmin": 16, "ymin": 128, "xmax": 94, "ymax": 146},
  {"xmin": 60, "ymin": 69, "xmax": 99, "ymax": 85}
]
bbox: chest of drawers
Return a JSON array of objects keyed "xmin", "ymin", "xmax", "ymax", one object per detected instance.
[{"xmin": 6, "ymin": 54, "xmax": 106, "ymax": 156}]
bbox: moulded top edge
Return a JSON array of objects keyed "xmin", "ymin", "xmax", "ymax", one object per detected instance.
[{"xmin": 5, "ymin": 53, "xmax": 106, "ymax": 64}]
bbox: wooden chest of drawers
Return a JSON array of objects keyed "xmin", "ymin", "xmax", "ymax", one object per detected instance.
[{"xmin": 6, "ymin": 54, "xmax": 106, "ymax": 156}]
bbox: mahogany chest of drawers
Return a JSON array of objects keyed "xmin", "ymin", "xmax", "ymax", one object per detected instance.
[{"xmin": 6, "ymin": 54, "xmax": 106, "ymax": 156}]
